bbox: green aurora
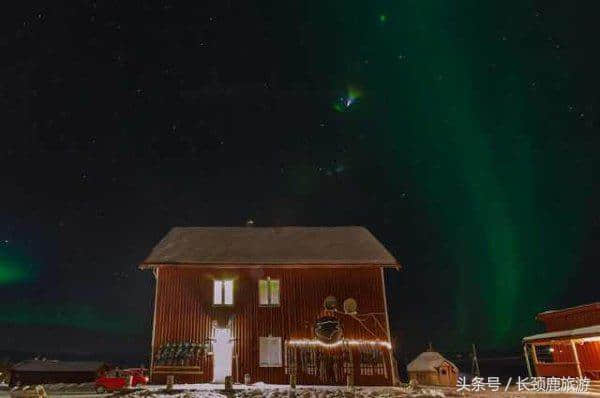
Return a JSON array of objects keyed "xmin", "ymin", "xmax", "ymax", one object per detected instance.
[
  {"xmin": 369, "ymin": 1, "xmax": 591, "ymax": 349},
  {"xmin": 307, "ymin": 0, "xmax": 594, "ymax": 350},
  {"xmin": 0, "ymin": 302, "xmax": 139, "ymax": 334},
  {"xmin": 0, "ymin": 246, "xmax": 35, "ymax": 285},
  {"xmin": 1, "ymin": 1, "xmax": 597, "ymax": 354},
  {"xmin": 1, "ymin": 245, "xmax": 138, "ymax": 334}
]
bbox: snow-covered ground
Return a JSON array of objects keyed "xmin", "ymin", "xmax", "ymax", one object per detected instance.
[
  {"xmin": 135, "ymin": 384, "xmax": 444, "ymax": 398},
  {"xmin": 122, "ymin": 383, "xmax": 599, "ymax": 398},
  {"xmin": 1, "ymin": 382, "xmax": 597, "ymax": 398}
]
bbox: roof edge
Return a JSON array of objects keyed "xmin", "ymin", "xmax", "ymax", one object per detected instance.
[
  {"xmin": 536, "ymin": 302, "xmax": 600, "ymax": 321},
  {"xmin": 139, "ymin": 261, "xmax": 401, "ymax": 270},
  {"xmin": 139, "ymin": 226, "xmax": 401, "ymax": 270},
  {"xmin": 522, "ymin": 324, "xmax": 600, "ymax": 343}
]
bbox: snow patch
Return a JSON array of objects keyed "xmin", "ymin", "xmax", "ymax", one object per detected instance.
[
  {"xmin": 120, "ymin": 385, "xmax": 445, "ymax": 398},
  {"xmin": 234, "ymin": 386, "xmax": 444, "ymax": 398}
]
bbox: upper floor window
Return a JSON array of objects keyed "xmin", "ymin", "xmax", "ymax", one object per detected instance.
[
  {"xmin": 258, "ymin": 277, "xmax": 280, "ymax": 306},
  {"xmin": 213, "ymin": 280, "xmax": 233, "ymax": 305}
]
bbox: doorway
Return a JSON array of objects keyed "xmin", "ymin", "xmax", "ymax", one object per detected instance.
[
  {"xmin": 439, "ymin": 366, "xmax": 449, "ymax": 385},
  {"xmin": 212, "ymin": 328, "xmax": 233, "ymax": 383}
]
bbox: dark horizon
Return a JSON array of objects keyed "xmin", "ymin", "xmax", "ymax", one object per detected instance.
[{"xmin": 2, "ymin": 0, "xmax": 599, "ymax": 368}]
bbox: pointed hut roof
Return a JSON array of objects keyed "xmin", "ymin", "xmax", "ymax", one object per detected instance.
[{"xmin": 407, "ymin": 351, "xmax": 458, "ymax": 372}]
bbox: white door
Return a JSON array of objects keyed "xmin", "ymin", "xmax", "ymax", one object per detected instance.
[{"xmin": 212, "ymin": 328, "xmax": 233, "ymax": 383}]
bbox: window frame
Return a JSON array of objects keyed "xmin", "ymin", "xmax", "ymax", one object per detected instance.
[
  {"xmin": 258, "ymin": 336, "xmax": 282, "ymax": 367},
  {"xmin": 258, "ymin": 277, "xmax": 280, "ymax": 307},
  {"xmin": 213, "ymin": 279, "xmax": 234, "ymax": 306}
]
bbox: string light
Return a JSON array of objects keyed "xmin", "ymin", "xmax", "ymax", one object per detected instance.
[
  {"xmin": 579, "ymin": 336, "xmax": 600, "ymax": 343},
  {"xmin": 286, "ymin": 339, "xmax": 392, "ymax": 349}
]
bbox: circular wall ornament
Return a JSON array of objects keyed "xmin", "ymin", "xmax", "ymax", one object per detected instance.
[
  {"xmin": 314, "ymin": 315, "xmax": 343, "ymax": 343},
  {"xmin": 324, "ymin": 295, "xmax": 338, "ymax": 310},
  {"xmin": 343, "ymin": 298, "xmax": 358, "ymax": 314}
]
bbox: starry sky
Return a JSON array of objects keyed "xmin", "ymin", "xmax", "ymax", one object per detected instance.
[{"xmin": 2, "ymin": 1, "xmax": 599, "ymax": 363}]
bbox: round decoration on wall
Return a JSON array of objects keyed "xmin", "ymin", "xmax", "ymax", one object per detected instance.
[
  {"xmin": 343, "ymin": 298, "xmax": 358, "ymax": 314},
  {"xmin": 323, "ymin": 295, "xmax": 338, "ymax": 310},
  {"xmin": 314, "ymin": 316, "xmax": 343, "ymax": 343}
]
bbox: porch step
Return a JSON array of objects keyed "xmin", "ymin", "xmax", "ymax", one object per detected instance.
[{"xmin": 589, "ymin": 380, "xmax": 600, "ymax": 393}]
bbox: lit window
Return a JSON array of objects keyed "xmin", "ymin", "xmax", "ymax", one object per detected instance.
[
  {"xmin": 259, "ymin": 336, "xmax": 282, "ymax": 367},
  {"xmin": 258, "ymin": 278, "xmax": 280, "ymax": 306},
  {"xmin": 213, "ymin": 280, "xmax": 233, "ymax": 305},
  {"xmin": 214, "ymin": 280, "xmax": 222, "ymax": 304}
]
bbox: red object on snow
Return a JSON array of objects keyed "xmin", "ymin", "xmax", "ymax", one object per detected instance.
[{"xmin": 94, "ymin": 368, "xmax": 149, "ymax": 393}]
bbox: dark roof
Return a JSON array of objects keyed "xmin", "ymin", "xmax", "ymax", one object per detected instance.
[
  {"xmin": 537, "ymin": 302, "xmax": 600, "ymax": 320},
  {"xmin": 11, "ymin": 360, "xmax": 106, "ymax": 372},
  {"xmin": 140, "ymin": 226, "xmax": 399, "ymax": 268}
]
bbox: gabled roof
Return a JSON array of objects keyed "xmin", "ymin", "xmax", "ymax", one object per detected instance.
[
  {"xmin": 407, "ymin": 351, "xmax": 458, "ymax": 372},
  {"xmin": 11, "ymin": 360, "xmax": 106, "ymax": 372},
  {"xmin": 536, "ymin": 302, "xmax": 600, "ymax": 321},
  {"xmin": 140, "ymin": 226, "xmax": 399, "ymax": 268}
]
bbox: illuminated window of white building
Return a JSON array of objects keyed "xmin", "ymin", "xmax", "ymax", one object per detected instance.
[{"xmin": 213, "ymin": 280, "xmax": 234, "ymax": 305}]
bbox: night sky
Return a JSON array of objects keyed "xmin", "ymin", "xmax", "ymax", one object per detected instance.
[{"xmin": 2, "ymin": 1, "xmax": 599, "ymax": 363}]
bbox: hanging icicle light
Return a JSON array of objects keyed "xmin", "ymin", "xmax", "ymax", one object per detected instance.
[{"xmin": 286, "ymin": 338, "xmax": 392, "ymax": 349}]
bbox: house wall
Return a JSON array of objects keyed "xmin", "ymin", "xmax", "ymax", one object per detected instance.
[
  {"xmin": 408, "ymin": 371, "xmax": 437, "ymax": 385},
  {"xmin": 533, "ymin": 363, "xmax": 581, "ymax": 378},
  {"xmin": 408, "ymin": 363, "xmax": 457, "ymax": 387},
  {"xmin": 150, "ymin": 266, "xmax": 393, "ymax": 385},
  {"xmin": 578, "ymin": 341, "xmax": 600, "ymax": 379},
  {"xmin": 531, "ymin": 340, "xmax": 600, "ymax": 380},
  {"xmin": 440, "ymin": 363, "xmax": 458, "ymax": 386}
]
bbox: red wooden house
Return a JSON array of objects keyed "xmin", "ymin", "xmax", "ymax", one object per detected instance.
[
  {"xmin": 139, "ymin": 226, "xmax": 399, "ymax": 386},
  {"xmin": 523, "ymin": 303, "xmax": 600, "ymax": 382}
]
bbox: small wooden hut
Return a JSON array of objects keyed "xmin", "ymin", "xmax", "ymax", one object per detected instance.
[
  {"xmin": 9, "ymin": 360, "xmax": 108, "ymax": 386},
  {"xmin": 407, "ymin": 351, "xmax": 458, "ymax": 386}
]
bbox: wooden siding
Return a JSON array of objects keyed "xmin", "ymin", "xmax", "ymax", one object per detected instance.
[
  {"xmin": 531, "ymin": 341, "xmax": 600, "ymax": 380},
  {"xmin": 537, "ymin": 304, "xmax": 600, "ymax": 332},
  {"xmin": 579, "ymin": 341, "xmax": 600, "ymax": 379},
  {"xmin": 408, "ymin": 362, "xmax": 458, "ymax": 387},
  {"xmin": 151, "ymin": 267, "xmax": 392, "ymax": 385},
  {"xmin": 534, "ymin": 363, "xmax": 581, "ymax": 378}
]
